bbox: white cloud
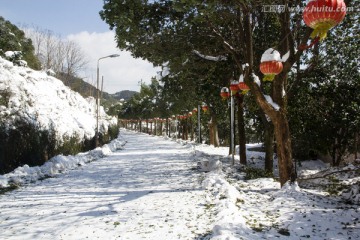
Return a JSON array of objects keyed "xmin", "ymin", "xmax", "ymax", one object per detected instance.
[{"xmin": 67, "ymin": 31, "xmax": 160, "ymax": 94}]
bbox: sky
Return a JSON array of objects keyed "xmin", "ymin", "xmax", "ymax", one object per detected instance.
[{"xmin": 0, "ymin": 0, "xmax": 160, "ymax": 94}]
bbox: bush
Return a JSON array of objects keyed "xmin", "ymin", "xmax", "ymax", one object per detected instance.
[
  {"xmin": 0, "ymin": 119, "xmax": 56, "ymax": 174},
  {"xmin": 244, "ymin": 167, "xmax": 274, "ymax": 180},
  {"xmin": 55, "ymin": 135, "xmax": 83, "ymax": 156},
  {"xmin": 0, "ymin": 120, "xmax": 119, "ymax": 174},
  {"xmin": 98, "ymin": 124, "xmax": 119, "ymax": 145}
]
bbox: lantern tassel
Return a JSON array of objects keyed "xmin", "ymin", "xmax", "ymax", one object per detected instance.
[
  {"xmin": 310, "ymin": 21, "xmax": 336, "ymax": 41},
  {"xmin": 263, "ymin": 74, "xmax": 276, "ymax": 81}
]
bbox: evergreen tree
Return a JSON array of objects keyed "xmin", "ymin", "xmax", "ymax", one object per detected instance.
[
  {"xmin": 0, "ymin": 17, "xmax": 41, "ymax": 69},
  {"xmin": 289, "ymin": 10, "xmax": 360, "ymax": 165}
]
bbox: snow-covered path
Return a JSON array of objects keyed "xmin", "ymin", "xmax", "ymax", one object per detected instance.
[{"xmin": 0, "ymin": 130, "xmax": 213, "ymax": 240}]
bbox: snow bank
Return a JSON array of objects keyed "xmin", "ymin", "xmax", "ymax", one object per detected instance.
[
  {"xmin": 0, "ymin": 138, "xmax": 126, "ymax": 188},
  {"xmin": 198, "ymin": 159, "xmax": 222, "ymax": 172},
  {"xmin": 203, "ymin": 173, "xmax": 248, "ymax": 240}
]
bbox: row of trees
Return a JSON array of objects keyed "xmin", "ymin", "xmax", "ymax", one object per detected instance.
[{"xmin": 101, "ymin": 0, "xmax": 359, "ymax": 186}]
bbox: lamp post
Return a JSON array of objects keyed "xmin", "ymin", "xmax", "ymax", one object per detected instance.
[
  {"xmin": 197, "ymin": 105, "xmax": 201, "ymax": 144},
  {"xmin": 96, "ymin": 54, "xmax": 120, "ymax": 147},
  {"xmin": 220, "ymin": 85, "xmax": 236, "ymax": 165}
]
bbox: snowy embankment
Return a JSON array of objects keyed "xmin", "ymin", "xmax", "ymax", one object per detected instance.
[
  {"xmin": 0, "ymin": 137, "xmax": 126, "ymax": 188},
  {"xmin": 0, "ymin": 56, "xmax": 116, "ymax": 141}
]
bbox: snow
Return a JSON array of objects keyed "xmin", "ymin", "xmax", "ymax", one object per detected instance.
[
  {"xmin": 0, "ymin": 56, "xmax": 116, "ymax": 141},
  {"xmin": 264, "ymin": 94, "xmax": 280, "ymax": 111},
  {"xmin": 0, "ymin": 130, "xmax": 359, "ymax": 239},
  {"xmin": 281, "ymin": 51, "xmax": 290, "ymax": 62},
  {"xmin": 193, "ymin": 50, "xmax": 227, "ymax": 61},
  {"xmin": 4, "ymin": 51, "xmax": 21, "ymax": 59},
  {"xmin": 261, "ymin": 48, "xmax": 281, "ymax": 62},
  {"xmin": 239, "ymin": 74, "xmax": 244, "ymax": 83},
  {"xmin": 242, "ymin": 63, "xmax": 249, "ymax": 69},
  {"xmin": 252, "ymin": 73, "xmax": 261, "ymax": 86}
]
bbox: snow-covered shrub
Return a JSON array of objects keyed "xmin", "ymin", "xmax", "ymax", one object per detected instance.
[
  {"xmin": 46, "ymin": 69, "xmax": 56, "ymax": 76},
  {"xmin": 198, "ymin": 159, "xmax": 222, "ymax": 172},
  {"xmin": 341, "ymin": 183, "xmax": 360, "ymax": 204},
  {"xmin": 5, "ymin": 50, "xmax": 22, "ymax": 62}
]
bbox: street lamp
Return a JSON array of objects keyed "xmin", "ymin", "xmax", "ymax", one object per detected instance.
[{"xmin": 96, "ymin": 54, "xmax": 120, "ymax": 146}]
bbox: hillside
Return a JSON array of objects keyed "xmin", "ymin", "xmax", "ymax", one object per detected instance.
[
  {"xmin": 112, "ymin": 90, "xmax": 137, "ymax": 101},
  {"xmin": 56, "ymin": 73, "xmax": 137, "ymax": 101},
  {"xmin": 0, "ymin": 56, "xmax": 118, "ymax": 173},
  {"xmin": 0, "ymin": 56, "xmax": 116, "ymax": 140}
]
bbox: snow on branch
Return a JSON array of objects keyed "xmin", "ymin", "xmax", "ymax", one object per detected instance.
[
  {"xmin": 192, "ymin": 50, "xmax": 227, "ymax": 61},
  {"xmin": 264, "ymin": 95, "xmax": 280, "ymax": 111}
]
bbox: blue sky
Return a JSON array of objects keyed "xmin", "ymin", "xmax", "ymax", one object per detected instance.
[
  {"xmin": 0, "ymin": 0, "xmax": 159, "ymax": 93},
  {"xmin": 0, "ymin": 0, "xmax": 109, "ymax": 36}
]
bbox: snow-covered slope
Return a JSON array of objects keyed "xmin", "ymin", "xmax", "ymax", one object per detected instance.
[{"xmin": 0, "ymin": 56, "xmax": 116, "ymax": 141}]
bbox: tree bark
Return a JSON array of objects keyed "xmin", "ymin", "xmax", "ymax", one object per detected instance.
[
  {"xmin": 273, "ymin": 111, "xmax": 297, "ymax": 185},
  {"xmin": 209, "ymin": 113, "xmax": 220, "ymax": 147},
  {"xmin": 261, "ymin": 114, "xmax": 274, "ymax": 172}
]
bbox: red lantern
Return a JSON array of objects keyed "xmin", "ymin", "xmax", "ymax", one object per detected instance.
[
  {"xmin": 238, "ymin": 74, "xmax": 250, "ymax": 94},
  {"xmin": 229, "ymin": 81, "xmax": 239, "ymax": 94},
  {"xmin": 260, "ymin": 48, "xmax": 283, "ymax": 81},
  {"xmin": 202, "ymin": 105, "xmax": 209, "ymax": 112},
  {"xmin": 238, "ymin": 82, "xmax": 250, "ymax": 94},
  {"xmin": 220, "ymin": 87, "xmax": 230, "ymax": 100},
  {"xmin": 260, "ymin": 61, "xmax": 283, "ymax": 81},
  {"xmin": 303, "ymin": 0, "xmax": 346, "ymax": 40}
]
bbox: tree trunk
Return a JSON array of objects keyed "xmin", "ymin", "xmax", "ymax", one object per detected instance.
[
  {"xmin": 228, "ymin": 104, "xmax": 232, "ymax": 155},
  {"xmin": 209, "ymin": 121, "xmax": 214, "ymax": 145},
  {"xmin": 264, "ymin": 121, "xmax": 274, "ymax": 172},
  {"xmin": 273, "ymin": 112, "xmax": 297, "ymax": 186},
  {"xmin": 237, "ymin": 95, "xmax": 247, "ymax": 165},
  {"xmin": 208, "ymin": 113, "xmax": 220, "ymax": 147},
  {"xmin": 160, "ymin": 121, "xmax": 163, "ymax": 136},
  {"xmin": 190, "ymin": 118, "xmax": 194, "ymax": 141},
  {"xmin": 355, "ymin": 132, "xmax": 358, "ymax": 160},
  {"xmin": 213, "ymin": 124, "xmax": 220, "ymax": 147}
]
